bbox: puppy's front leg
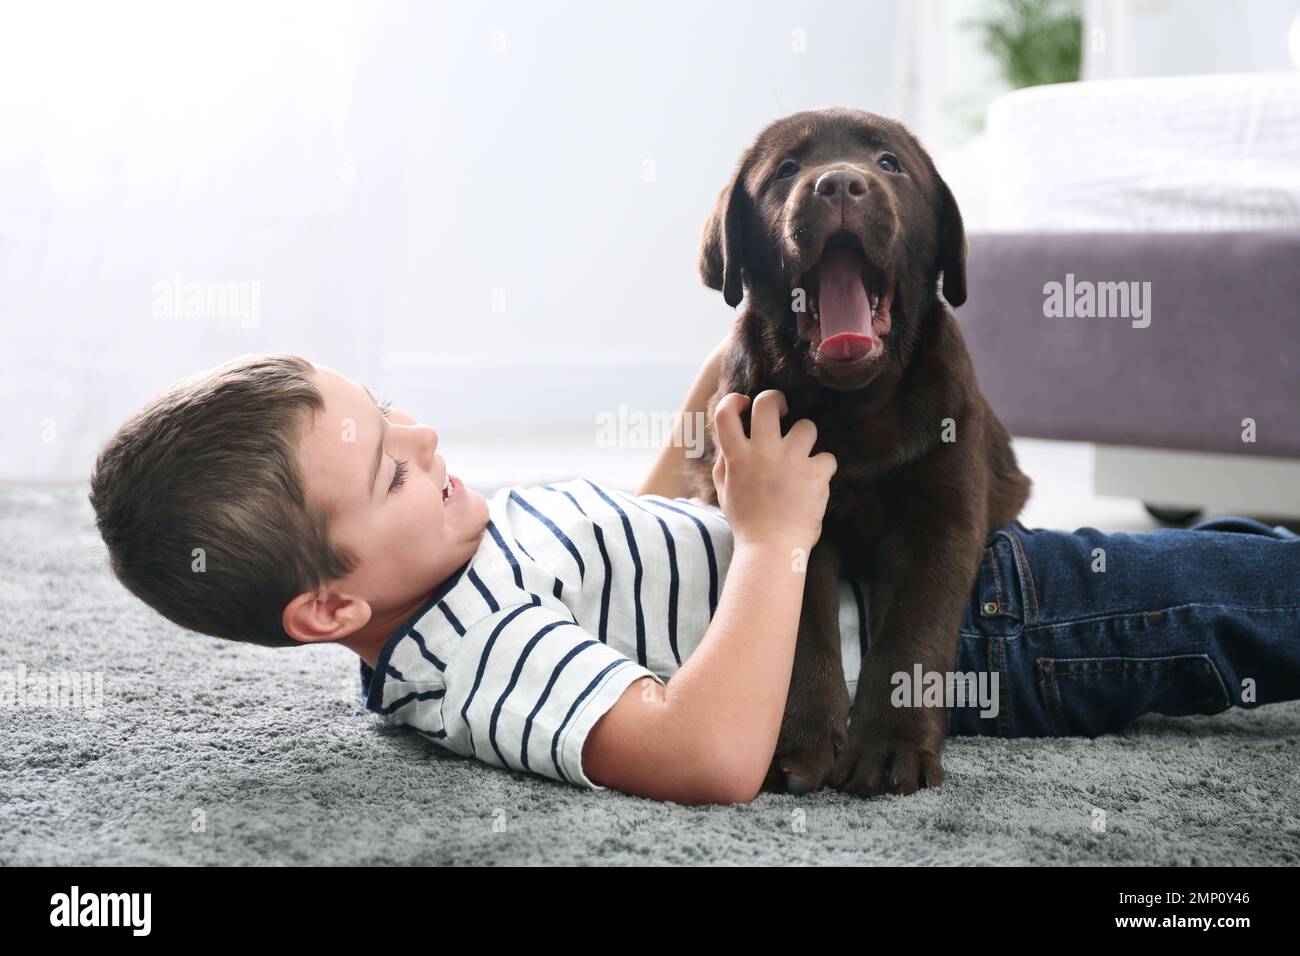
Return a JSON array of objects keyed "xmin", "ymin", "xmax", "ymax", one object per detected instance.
[
  {"xmin": 831, "ymin": 526, "xmax": 983, "ymax": 797},
  {"xmin": 761, "ymin": 538, "xmax": 851, "ymax": 796}
]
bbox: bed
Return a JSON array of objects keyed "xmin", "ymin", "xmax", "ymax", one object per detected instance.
[{"xmin": 957, "ymin": 72, "xmax": 1300, "ymax": 521}]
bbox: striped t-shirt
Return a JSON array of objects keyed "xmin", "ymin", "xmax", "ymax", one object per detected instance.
[{"xmin": 358, "ymin": 478, "xmax": 871, "ymax": 791}]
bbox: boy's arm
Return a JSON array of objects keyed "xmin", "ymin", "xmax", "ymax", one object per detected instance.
[
  {"xmin": 635, "ymin": 333, "xmax": 732, "ymax": 499},
  {"xmin": 590, "ymin": 388, "xmax": 834, "ymax": 805},
  {"xmin": 583, "ymin": 537, "xmax": 810, "ymax": 805},
  {"xmin": 582, "ymin": 675, "xmax": 725, "ymax": 804}
]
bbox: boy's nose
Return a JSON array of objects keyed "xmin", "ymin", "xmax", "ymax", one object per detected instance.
[{"xmin": 418, "ymin": 426, "xmax": 439, "ymax": 472}]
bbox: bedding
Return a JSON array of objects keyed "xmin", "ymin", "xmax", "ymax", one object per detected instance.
[{"xmin": 985, "ymin": 72, "xmax": 1300, "ymax": 231}]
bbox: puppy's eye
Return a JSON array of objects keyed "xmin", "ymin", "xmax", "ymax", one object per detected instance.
[
  {"xmin": 877, "ymin": 153, "xmax": 900, "ymax": 174},
  {"xmin": 776, "ymin": 160, "xmax": 800, "ymax": 180}
]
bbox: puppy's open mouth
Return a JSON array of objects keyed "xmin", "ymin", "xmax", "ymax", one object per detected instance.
[{"xmin": 793, "ymin": 235, "xmax": 894, "ymax": 362}]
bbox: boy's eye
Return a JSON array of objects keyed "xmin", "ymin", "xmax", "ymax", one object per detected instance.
[
  {"xmin": 388, "ymin": 457, "xmax": 408, "ymax": 493},
  {"xmin": 378, "ymin": 397, "xmax": 394, "ymax": 419}
]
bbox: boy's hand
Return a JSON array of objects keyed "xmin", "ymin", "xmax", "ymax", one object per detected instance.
[{"xmin": 712, "ymin": 390, "xmax": 837, "ymax": 550}]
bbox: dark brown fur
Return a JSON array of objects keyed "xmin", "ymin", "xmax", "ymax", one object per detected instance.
[{"xmin": 691, "ymin": 108, "xmax": 1031, "ymax": 796}]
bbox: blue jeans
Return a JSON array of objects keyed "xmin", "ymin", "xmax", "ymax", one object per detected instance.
[{"xmin": 949, "ymin": 517, "xmax": 1300, "ymax": 738}]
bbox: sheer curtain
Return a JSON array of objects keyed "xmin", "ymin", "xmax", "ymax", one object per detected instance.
[{"xmin": 0, "ymin": 0, "xmax": 401, "ymax": 480}]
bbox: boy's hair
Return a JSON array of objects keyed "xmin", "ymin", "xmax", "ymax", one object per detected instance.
[{"xmin": 88, "ymin": 353, "xmax": 358, "ymax": 649}]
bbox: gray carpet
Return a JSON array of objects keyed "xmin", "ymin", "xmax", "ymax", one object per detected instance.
[{"xmin": 3, "ymin": 483, "xmax": 1298, "ymax": 866}]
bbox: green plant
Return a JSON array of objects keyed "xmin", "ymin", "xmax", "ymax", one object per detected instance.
[{"xmin": 967, "ymin": 0, "xmax": 1083, "ymax": 90}]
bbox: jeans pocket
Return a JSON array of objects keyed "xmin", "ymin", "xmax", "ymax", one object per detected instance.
[{"xmin": 1036, "ymin": 654, "xmax": 1231, "ymax": 737}]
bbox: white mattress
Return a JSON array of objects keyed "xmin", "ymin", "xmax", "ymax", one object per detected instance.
[{"xmin": 985, "ymin": 72, "xmax": 1300, "ymax": 231}]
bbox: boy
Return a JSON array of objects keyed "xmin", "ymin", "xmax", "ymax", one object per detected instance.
[{"xmin": 89, "ymin": 344, "xmax": 1300, "ymax": 805}]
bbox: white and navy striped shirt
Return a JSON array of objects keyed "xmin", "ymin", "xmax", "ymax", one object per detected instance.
[{"xmin": 358, "ymin": 478, "xmax": 871, "ymax": 791}]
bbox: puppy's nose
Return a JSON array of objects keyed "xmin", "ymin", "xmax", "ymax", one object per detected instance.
[{"xmin": 814, "ymin": 169, "xmax": 868, "ymax": 202}]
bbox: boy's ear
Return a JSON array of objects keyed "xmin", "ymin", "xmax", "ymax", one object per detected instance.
[
  {"xmin": 282, "ymin": 589, "xmax": 370, "ymax": 645},
  {"xmin": 698, "ymin": 157, "xmax": 751, "ymax": 308}
]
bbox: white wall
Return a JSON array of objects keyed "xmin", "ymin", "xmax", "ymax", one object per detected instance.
[
  {"xmin": 0, "ymin": 0, "xmax": 903, "ymax": 480},
  {"xmin": 1083, "ymin": 0, "xmax": 1300, "ymax": 79}
]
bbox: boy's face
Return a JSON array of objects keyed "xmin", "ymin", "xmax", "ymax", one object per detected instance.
[{"xmin": 287, "ymin": 363, "xmax": 489, "ymax": 652}]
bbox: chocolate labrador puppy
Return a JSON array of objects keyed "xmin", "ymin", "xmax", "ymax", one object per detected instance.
[{"xmin": 690, "ymin": 108, "xmax": 1031, "ymax": 797}]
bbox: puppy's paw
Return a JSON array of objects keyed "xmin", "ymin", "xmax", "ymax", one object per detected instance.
[
  {"xmin": 765, "ymin": 685, "xmax": 850, "ymax": 796},
  {"xmin": 766, "ymin": 735, "xmax": 840, "ymax": 797},
  {"xmin": 829, "ymin": 727, "xmax": 945, "ymax": 797}
]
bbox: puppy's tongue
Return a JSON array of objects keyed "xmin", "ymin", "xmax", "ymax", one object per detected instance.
[{"xmin": 815, "ymin": 247, "xmax": 874, "ymax": 361}]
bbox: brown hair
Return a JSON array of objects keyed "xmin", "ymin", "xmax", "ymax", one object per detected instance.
[{"xmin": 88, "ymin": 353, "xmax": 357, "ymax": 648}]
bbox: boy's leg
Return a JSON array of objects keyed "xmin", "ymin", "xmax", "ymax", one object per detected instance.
[{"xmin": 948, "ymin": 517, "xmax": 1300, "ymax": 738}]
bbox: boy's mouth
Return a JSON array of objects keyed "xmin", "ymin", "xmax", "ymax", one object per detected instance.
[{"xmin": 442, "ymin": 473, "xmax": 458, "ymax": 503}]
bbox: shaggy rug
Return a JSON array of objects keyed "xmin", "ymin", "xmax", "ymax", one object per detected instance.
[{"xmin": 3, "ymin": 484, "xmax": 1297, "ymax": 866}]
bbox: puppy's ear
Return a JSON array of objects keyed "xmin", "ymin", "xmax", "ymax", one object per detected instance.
[
  {"xmin": 698, "ymin": 160, "xmax": 749, "ymax": 308},
  {"xmin": 934, "ymin": 174, "xmax": 967, "ymax": 308}
]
